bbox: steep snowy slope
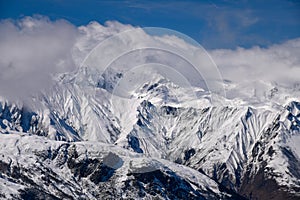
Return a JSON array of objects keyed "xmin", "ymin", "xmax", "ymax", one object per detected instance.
[
  {"xmin": 0, "ymin": 133, "xmax": 244, "ymax": 199},
  {"xmin": 115, "ymin": 92, "xmax": 300, "ymax": 199},
  {"xmin": 240, "ymin": 101, "xmax": 300, "ymax": 199}
]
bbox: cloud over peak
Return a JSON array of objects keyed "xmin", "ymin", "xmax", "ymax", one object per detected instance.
[
  {"xmin": 0, "ymin": 16, "xmax": 78, "ymax": 100},
  {"xmin": 0, "ymin": 16, "xmax": 299, "ymax": 102}
]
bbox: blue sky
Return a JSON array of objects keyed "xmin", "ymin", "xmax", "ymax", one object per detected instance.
[{"xmin": 0, "ymin": 0, "xmax": 299, "ymax": 49}]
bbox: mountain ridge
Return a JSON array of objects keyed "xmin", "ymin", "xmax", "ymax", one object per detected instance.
[{"xmin": 0, "ymin": 68, "xmax": 299, "ymax": 199}]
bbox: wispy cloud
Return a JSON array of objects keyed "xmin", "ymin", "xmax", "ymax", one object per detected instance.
[{"xmin": 116, "ymin": 1, "xmax": 261, "ymax": 48}]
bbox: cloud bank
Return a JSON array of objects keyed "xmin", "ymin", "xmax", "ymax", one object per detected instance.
[
  {"xmin": 0, "ymin": 16, "xmax": 77, "ymax": 100},
  {"xmin": 0, "ymin": 16, "xmax": 299, "ymax": 101},
  {"xmin": 211, "ymin": 38, "xmax": 300, "ymax": 87}
]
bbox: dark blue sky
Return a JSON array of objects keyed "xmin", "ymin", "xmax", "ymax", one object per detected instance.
[{"xmin": 0, "ymin": 0, "xmax": 299, "ymax": 49}]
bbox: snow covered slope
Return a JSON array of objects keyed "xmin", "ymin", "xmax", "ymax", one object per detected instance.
[
  {"xmin": 0, "ymin": 66, "xmax": 299, "ymax": 199},
  {"xmin": 0, "ymin": 133, "xmax": 244, "ymax": 199}
]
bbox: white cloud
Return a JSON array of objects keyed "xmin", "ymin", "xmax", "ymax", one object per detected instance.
[
  {"xmin": 0, "ymin": 16, "xmax": 78, "ymax": 100},
  {"xmin": 0, "ymin": 16, "xmax": 136, "ymax": 101},
  {"xmin": 73, "ymin": 21, "xmax": 134, "ymax": 66},
  {"xmin": 210, "ymin": 38, "xmax": 300, "ymax": 86},
  {"xmin": 0, "ymin": 16, "xmax": 299, "ymax": 103}
]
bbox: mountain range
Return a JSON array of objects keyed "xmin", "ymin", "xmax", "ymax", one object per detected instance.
[{"xmin": 0, "ymin": 63, "xmax": 299, "ymax": 199}]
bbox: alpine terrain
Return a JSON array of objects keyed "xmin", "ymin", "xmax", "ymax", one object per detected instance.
[{"xmin": 0, "ymin": 23, "xmax": 299, "ymax": 200}]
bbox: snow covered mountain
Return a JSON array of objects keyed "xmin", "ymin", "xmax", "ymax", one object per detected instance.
[
  {"xmin": 0, "ymin": 19, "xmax": 300, "ymax": 200},
  {"xmin": 0, "ymin": 65, "xmax": 299, "ymax": 199}
]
